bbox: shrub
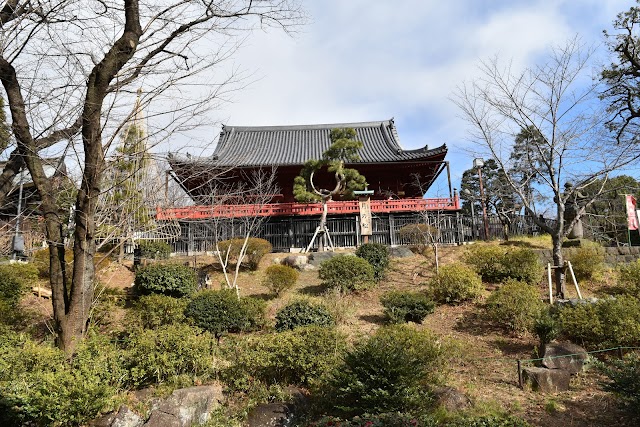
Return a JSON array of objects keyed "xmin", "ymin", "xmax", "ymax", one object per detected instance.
[
  {"xmin": 318, "ymin": 255, "xmax": 375, "ymax": 292},
  {"xmin": 223, "ymin": 326, "xmax": 346, "ymax": 388},
  {"xmin": 464, "ymin": 245, "xmax": 542, "ymax": 284},
  {"xmin": 184, "ymin": 290, "xmax": 265, "ymax": 338},
  {"xmin": 426, "ymin": 263, "xmax": 483, "ymax": 304},
  {"xmin": 0, "ymin": 331, "xmax": 124, "ymax": 426},
  {"xmin": 380, "ymin": 291, "xmax": 435, "ymax": 324},
  {"xmin": 217, "ymin": 237, "xmax": 272, "ymax": 270},
  {"xmin": 129, "ymin": 294, "xmax": 188, "ymax": 329},
  {"xmin": 123, "ymin": 323, "xmax": 217, "ymax": 387},
  {"xmin": 564, "ymin": 240, "xmax": 605, "ymax": 281},
  {"xmin": 485, "ymin": 279, "xmax": 543, "ymax": 333},
  {"xmin": 355, "ymin": 243, "xmax": 390, "ymax": 281},
  {"xmin": 327, "ymin": 325, "xmax": 450, "ymax": 416},
  {"xmin": 600, "ymin": 353, "xmax": 640, "ymax": 414},
  {"xmin": 447, "ymin": 415, "xmax": 531, "ymax": 427},
  {"xmin": 275, "ymin": 300, "xmax": 335, "ymax": 331},
  {"xmin": 0, "ymin": 263, "xmax": 38, "ymax": 305},
  {"xmin": 618, "ymin": 260, "xmax": 640, "ymax": 298},
  {"xmin": 137, "ymin": 239, "xmax": 172, "ymax": 259},
  {"xmin": 134, "ymin": 263, "xmax": 198, "ymax": 297},
  {"xmin": 533, "ymin": 307, "xmax": 560, "ymax": 347},
  {"xmin": 558, "ymin": 296, "xmax": 640, "ymax": 349},
  {"xmin": 31, "ymin": 247, "xmax": 73, "ymax": 278},
  {"xmin": 307, "ymin": 413, "xmax": 439, "ymax": 427},
  {"xmin": 263, "ymin": 264, "xmax": 299, "ymax": 296}
]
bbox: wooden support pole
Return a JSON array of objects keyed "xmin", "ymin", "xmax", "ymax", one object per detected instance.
[
  {"xmin": 547, "ymin": 263, "xmax": 553, "ymax": 304},
  {"xmin": 517, "ymin": 360, "xmax": 523, "ymax": 389},
  {"xmin": 567, "ymin": 261, "xmax": 582, "ymax": 299}
]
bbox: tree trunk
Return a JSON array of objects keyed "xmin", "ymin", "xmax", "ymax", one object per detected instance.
[
  {"xmin": 318, "ymin": 196, "xmax": 329, "ymax": 252},
  {"xmin": 551, "ymin": 234, "xmax": 566, "ymax": 298}
]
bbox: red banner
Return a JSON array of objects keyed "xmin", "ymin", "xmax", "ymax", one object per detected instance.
[{"xmin": 626, "ymin": 195, "xmax": 638, "ymax": 231}]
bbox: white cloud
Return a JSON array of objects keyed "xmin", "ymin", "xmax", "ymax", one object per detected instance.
[{"xmin": 162, "ymin": 0, "xmax": 630, "ymax": 186}]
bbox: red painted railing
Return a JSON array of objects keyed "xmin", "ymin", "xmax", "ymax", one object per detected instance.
[{"xmin": 156, "ymin": 196, "xmax": 460, "ymax": 220}]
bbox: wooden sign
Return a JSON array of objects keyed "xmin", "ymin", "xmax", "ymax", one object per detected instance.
[{"xmin": 358, "ymin": 197, "xmax": 372, "ymax": 236}]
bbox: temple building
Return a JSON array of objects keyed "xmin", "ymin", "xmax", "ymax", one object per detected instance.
[{"xmin": 161, "ymin": 119, "xmax": 460, "ymax": 252}]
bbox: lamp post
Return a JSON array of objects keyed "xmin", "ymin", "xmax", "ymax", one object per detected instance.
[
  {"xmin": 474, "ymin": 158, "xmax": 490, "ymax": 240},
  {"xmin": 462, "ymin": 188, "xmax": 476, "ymax": 240}
]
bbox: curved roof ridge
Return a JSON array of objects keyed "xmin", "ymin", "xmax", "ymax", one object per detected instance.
[{"xmin": 220, "ymin": 119, "xmax": 392, "ymax": 133}]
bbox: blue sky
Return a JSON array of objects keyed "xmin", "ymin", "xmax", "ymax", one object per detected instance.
[{"xmin": 172, "ymin": 0, "xmax": 633, "ymax": 196}]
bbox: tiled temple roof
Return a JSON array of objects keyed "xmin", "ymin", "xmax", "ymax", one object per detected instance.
[{"xmin": 173, "ymin": 119, "xmax": 446, "ymax": 167}]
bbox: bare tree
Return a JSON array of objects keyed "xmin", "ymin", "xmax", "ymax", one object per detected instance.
[
  {"xmin": 453, "ymin": 39, "xmax": 640, "ymax": 297},
  {"xmin": 0, "ymin": 0, "xmax": 304, "ymax": 354}
]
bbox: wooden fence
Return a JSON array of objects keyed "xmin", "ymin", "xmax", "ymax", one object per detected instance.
[{"xmin": 170, "ymin": 213, "xmax": 554, "ymax": 254}]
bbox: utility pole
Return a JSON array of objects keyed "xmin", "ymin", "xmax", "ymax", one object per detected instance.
[{"xmin": 474, "ymin": 158, "xmax": 490, "ymax": 240}]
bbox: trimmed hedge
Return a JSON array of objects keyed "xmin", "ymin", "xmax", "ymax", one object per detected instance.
[
  {"xmin": 464, "ymin": 245, "xmax": 542, "ymax": 284},
  {"xmin": 137, "ymin": 240, "xmax": 172, "ymax": 259},
  {"xmin": 0, "ymin": 263, "xmax": 38, "ymax": 305},
  {"xmin": 319, "ymin": 255, "xmax": 375, "ymax": 293},
  {"xmin": 426, "ymin": 263, "xmax": 483, "ymax": 304},
  {"xmin": 618, "ymin": 260, "xmax": 640, "ymax": 298},
  {"xmin": 564, "ymin": 241, "xmax": 605, "ymax": 282},
  {"xmin": 355, "ymin": 243, "xmax": 389, "ymax": 281},
  {"xmin": 326, "ymin": 325, "xmax": 449, "ymax": 416},
  {"xmin": 217, "ymin": 237, "xmax": 272, "ymax": 270},
  {"xmin": 558, "ymin": 296, "xmax": 640, "ymax": 349},
  {"xmin": 275, "ymin": 300, "xmax": 335, "ymax": 331},
  {"xmin": 134, "ymin": 263, "xmax": 198, "ymax": 297},
  {"xmin": 485, "ymin": 279, "xmax": 543, "ymax": 333},
  {"xmin": 380, "ymin": 291, "xmax": 435, "ymax": 324},
  {"xmin": 223, "ymin": 326, "xmax": 346, "ymax": 388},
  {"xmin": 129, "ymin": 294, "xmax": 188, "ymax": 329},
  {"xmin": 263, "ymin": 264, "xmax": 299, "ymax": 296},
  {"xmin": 184, "ymin": 290, "xmax": 265, "ymax": 338}
]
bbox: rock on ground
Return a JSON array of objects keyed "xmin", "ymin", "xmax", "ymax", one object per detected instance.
[
  {"xmin": 522, "ymin": 367, "xmax": 570, "ymax": 393},
  {"xmin": 542, "ymin": 342, "xmax": 589, "ymax": 374}
]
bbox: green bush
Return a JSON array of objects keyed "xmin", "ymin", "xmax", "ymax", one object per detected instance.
[
  {"xmin": 564, "ymin": 241, "xmax": 605, "ymax": 281},
  {"xmin": 123, "ymin": 323, "xmax": 217, "ymax": 387},
  {"xmin": 134, "ymin": 263, "xmax": 198, "ymax": 297},
  {"xmin": 326, "ymin": 325, "xmax": 449, "ymax": 416},
  {"xmin": 223, "ymin": 326, "xmax": 346, "ymax": 388},
  {"xmin": 275, "ymin": 300, "xmax": 335, "ymax": 331},
  {"xmin": 263, "ymin": 264, "xmax": 299, "ymax": 296},
  {"xmin": 0, "ymin": 262, "xmax": 38, "ymax": 305},
  {"xmin": 558, "ymin": 296, "xmax": 640, "ymax": 349},
  {"xmin": 380, "ymin": 290, "xmax": 435, "ymax": 324},
  {"xmin": 355, "ymin": 243, "xmax": 390, "ymax": 281},
  {"xmin": 426, "ymin": 263, "xmax": 483, "ymax": 304},
  {"xmin": 129, "ymin": 294, "xmax": 188, "ymax": 329},
  {"xmin": 184, "ymin": 290, "xmax": 265, "ymax": 338},
  {"xmin": 217, "ymin": 237, "xmax": 272, "ymax": 270},
  {"xmin": 447, "ymin": 415, "xmax": 531, "ymax": 427},
  {"xmin": 318, "ymin": 255, "xmax": 375, "ymax": 293},
  {"xmin": 618, "ymin": 260, "xmax": 640, "ymax": 298},
  {"xmin": 485, "ymin": 279, "xmax": 543, "ymax": 333},
  {"xmin": 307, "ymin": 413, "xmax": 439, "ymax": 427},
  {"xmin": 464, "ymin": 245, "xmax": 542, "ymax": 284},
  {"xmin": 137, "ymin": 239, "xmax": 172, "ymax": 259},
  {"xmin": 533, "ymin": 307, "xmax": 560, "ymax": 347},
  {"xmin": 600, "ymin": 353, "xmax": 640, "ymax": 414},
  {"xmin": 0, "ymin": 331, "xmax": 124, "ymax": 426}
]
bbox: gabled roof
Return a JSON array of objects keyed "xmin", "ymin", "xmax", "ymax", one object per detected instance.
[{"xmin": 185, "ymin": 119, "xmax": 446, "ymax": 167}]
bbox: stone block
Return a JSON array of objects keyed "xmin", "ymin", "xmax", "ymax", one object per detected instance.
[
  {"xmin": 308, "ymin": 251, "xmax": 352, "ymax": 266},
  {"xmin": 542, "ymin": 342, "xmax": 588, "ymax": 374},
  {"xmin": 145, "ymin": 384, "xmax": 223, "ymax": 427},
  {"xmin": 247, "ymin": 402, "xmax": 291, "ymax": 427},
  {"xmin": 434, "ymin": 386, "xmax": 472, "ymax": 412},
  {"xmin": 389, "ymin": 246, "xmax": 415, "ymax": 258},
  {"xmin": 282, "ymin": 255, "xmax": 308, "ymax": 269},
  {"xmin": 522, "ymin": 367, "xmax": 570, "ymax": 393}
]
